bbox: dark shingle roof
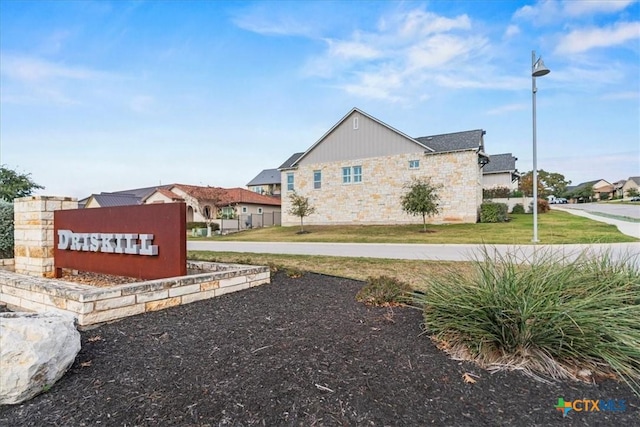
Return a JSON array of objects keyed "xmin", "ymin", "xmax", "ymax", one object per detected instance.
[
  {"xmin": 415, "ymin": 130, "xmax": 485, "ymax": 153},
  {"xmin": 628, "ymin": 176, "xmax": 640, "ymax": 185},
  {"xmin": 278, "ymin": 152, "xmax": 304, "ymax": 170},
  {"xmin": 107, "ymin": 185, "xmax": 173, "ymax": 199},
  {"xmin": 90, "ymin": 193, "xmax": 142, "ymax": 207},
  {"xmin": 483, "ymin": 153, "xmax": 517, "ymax": 174},
  {"xmin": 247, "ymin": 169, "xmax": 280, "ymax": 186}
]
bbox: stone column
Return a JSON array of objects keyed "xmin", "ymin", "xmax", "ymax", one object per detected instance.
[{"xmin": 13, "ymin": 196, "xmax": 78, "ymax": 277}]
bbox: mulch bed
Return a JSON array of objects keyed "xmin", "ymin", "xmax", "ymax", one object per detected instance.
[{"xmin": 0, "ymin": 272, "xmax": 637, "ymax": 426}]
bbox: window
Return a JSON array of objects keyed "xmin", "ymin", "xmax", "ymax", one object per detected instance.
[
  {"xmin": 221, "ymin": 207, "xmax": 235, "ymax": 219},
  {"xmin": 342, "ymin": 167, "xmax": 351, "ymax": 184},
  {"xmin": 287, "ymin": 173, "xmax": 294, "ymax": 191},
  {"xmin": 409, "ymin": 159, "xmax": 420, "ymax": 169},
  {"xmin": 342, "ymin": 166, "xmax": 362, "ymax": 184},
  {"xmin": 313, "ymin": 170, "xmax": 322, "ymax": 189},
  {"xmin": 242, "ymin": 206, "xmax": 247, "ymax": 213},
  {"xmin": 353, "ymin": 166, "xmax": 362, "ymax": 183},
  {"xmin": 257, "ymin": 208, "xmax": 263, "ymax": 214}
]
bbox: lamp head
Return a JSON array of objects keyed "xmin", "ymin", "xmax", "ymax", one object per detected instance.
[{"xmin": 532, "ymin": 58, "xmax": 550, "ymax": 77}]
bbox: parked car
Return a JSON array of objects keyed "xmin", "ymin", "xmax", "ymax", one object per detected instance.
[
  {"xmin": 630, "ymin": 196, "xmax": 640, "ymax": 202},
  {"xmin": 550, "ymin": 198, "xmax": 567, "ymax": 204}
]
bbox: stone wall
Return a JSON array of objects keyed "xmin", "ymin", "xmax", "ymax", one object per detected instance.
[
  {"xmin": 0, "ymin": 262, "xmax": 270, "ymax": 327},
  {"xmin": 281, "ymin": 150, "xmax": 482, "ymax": 226},
  {"xmin": 0, "ymin": 259, "xmax": 14, "ymax": 272},
  {"xmin": 13, "ymin": 196, "xmax": 78, "ymax": 277}
]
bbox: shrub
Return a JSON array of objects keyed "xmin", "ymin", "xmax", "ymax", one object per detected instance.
[
  {"xmin": 483, "ymin": 187, "xmax": 511, "ymax": 199},
  {"xmin": 186, "ymin": 222, "xmax": 219, "ymax": 231},
  {"xmin": 356, "ymin": 275, "xmax": 412, "ymax": 306},
  {"xmin": 509, "ymin": 190, "xmax": 524, "ymax": 198},
  {"xmin": 511, "ymin": 203, "xmax": 525, "ymax": 214},
  {"xmin": 412, "ymin": 247, "xmax": 640, "ymax": 395},
  {"xmin": 528, "ymin": 198, "xmax": 550, "ymax": 214},
  {"xmin": 0, "ymin": 201, "xmax": 14, "ymax": 259},
  {"xmin": 480, "ymin": 202, "xmax": 508, "ymax": 223}
]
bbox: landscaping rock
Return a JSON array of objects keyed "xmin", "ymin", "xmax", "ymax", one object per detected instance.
[{"xmin": 0, "ymin": 312, "xmax": 80, "ymax": 405}]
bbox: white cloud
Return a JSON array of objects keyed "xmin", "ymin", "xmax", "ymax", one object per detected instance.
[
  {"xmin": 0, "ymin": 54, "xmax": 106, "ymax": 82},
  {"xmin": 563, "ymin": 0, "xmax": 636, "ymax": 16},
  {"xmin": 504, "ymin": 25, "xmax": 520, "ymax": 38},
  {"xmin": 301, "ymin": 7, "xmax": 490, "ymax": 102},
  {"xmin": 600, "ymin": 91, "xmax": 640, "ymax": 101},
  {"xmin": 556, "ymin": 21, "xmax": 640, "ymax": 54},
  {"xmin": 231, "ymin": 7, "xmax": 316, "ymax": 37},
  {"xmin": 326, "ymin": 39, "xmax": 381, "ymax": 60},
  {"xmin": 513, "ymin": 0, "xmax": 636, "ymax": 24},
  {"xmin": 486, "ymin": 103, "xmax": 528, "ymax": 115}
]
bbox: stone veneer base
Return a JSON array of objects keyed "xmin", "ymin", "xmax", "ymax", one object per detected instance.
[{"xmin": 0, "ymin": 261, "xmax": 270, "ymax": 328}]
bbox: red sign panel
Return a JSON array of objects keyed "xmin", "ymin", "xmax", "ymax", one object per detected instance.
[{"xmin": 54, "ymin": 203, "xmax": 186, "ymax": 280}]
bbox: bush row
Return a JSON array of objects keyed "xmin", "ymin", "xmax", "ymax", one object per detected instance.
[{"xmin": 0, "ymin": 201, "xmax": 14, "ymax": 259}]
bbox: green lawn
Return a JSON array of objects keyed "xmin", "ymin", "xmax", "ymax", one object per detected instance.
[{"xmin": 193, "ymin": 211, "xmax": 637, "ymax": 244}]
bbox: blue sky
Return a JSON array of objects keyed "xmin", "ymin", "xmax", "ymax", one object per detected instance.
[{"xmin": 1, "ymin": 0, "xmax": 638, "ymax": 198}]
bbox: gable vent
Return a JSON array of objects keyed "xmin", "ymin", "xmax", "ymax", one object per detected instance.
[{"xmin": 353, "ymin": 116, "xmax": 359, "ymax": 130}]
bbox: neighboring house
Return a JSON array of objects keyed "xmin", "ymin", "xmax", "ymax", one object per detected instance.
[
  {"xmin": 246, "ymin": 168, "xmax": 282, "ymax": 196},
  {"xmin": 622, "ymin": 176, "xmax": 640, "ymax": 198},
  {"xmin": 567, "ymin": 179, "xmax": 614, "ymax": 202},
  {"xmin": 612, "ymin": 180, "xmax": 626, "ymax": 198},
  {"xmin": 82, "ymin": 184, "xmax": 281, "ymax": 226},
  {"xmin": 279, "ymin": 108, "xmax": 488, "ymax": 226},
  {"xmin": 482, "ymin": 153, "xmax": 519, "ymax": 191},
  {"xmin": 144, "ymin": 184, "xmax": 281, "ymax": 223},
  {"xmin": 82, "ymin": 185, "xmax": 173, "ymax": 208}
]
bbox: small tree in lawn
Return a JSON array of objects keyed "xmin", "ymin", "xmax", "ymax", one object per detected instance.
[
  {"xmin": 287, "ymin": 192, "xmax": 316, "ymax": 234},
  {"xmin": 401, "ymin": 178, "xmax": 441, "ymax": 232}
]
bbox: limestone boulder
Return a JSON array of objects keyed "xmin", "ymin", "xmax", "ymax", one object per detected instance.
[{"xmin": 0, "ymin": 312, "xmax": 81, "ymax": 405}]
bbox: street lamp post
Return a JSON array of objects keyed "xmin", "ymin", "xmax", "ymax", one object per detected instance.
[{"xmin": 531, "ymin": 50, "xmax": 550, "ymax": 243}]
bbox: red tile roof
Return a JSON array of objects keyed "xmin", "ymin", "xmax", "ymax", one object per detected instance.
[{"xmin": 171, "ymin": 184, "xmax": 280, "ymax": 206}]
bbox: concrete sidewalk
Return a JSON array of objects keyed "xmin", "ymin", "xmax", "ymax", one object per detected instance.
[
  {"xmin": 188, "ymin": 241, "xmax": 639, "ymax": 264},
  {"xmin": 552, "ymin": 206, "xmax": 640, "ymax": 239}
]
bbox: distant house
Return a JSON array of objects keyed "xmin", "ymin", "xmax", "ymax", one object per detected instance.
[
  {"xmin": 279, "ymin": 107, "xmax": 488, "ymax": 226},
  {"xmin": 622, "ymin": 176, "xmax": 640, "ymax": 198},
  {"xmin": 612, "ymin": 179, "xmax": 627, "ymax": 198},
  {"xmin": 482, "ymin": 153, "xmax": 519, "ymax": 191},
  {"xmin": 160, "ymin": 184, "xmax": 280, "ymax": 223},
  {"xmin": 567, "ymin": 179, "xmax": 614, "ymax": 202},
  {"xmin": 82, "ymin": 184, "xmax": 281, "ymax": 226},
  {"xmin": 82, "ymin": 185, "xmax": 173, "ymax": 208},
  {"xmin": 246, "ymin": 168, "xmax": 282, "ymax": 196}
]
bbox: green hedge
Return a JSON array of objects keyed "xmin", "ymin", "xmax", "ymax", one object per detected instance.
[
  {"xmin": 511, "ymin": 203, "xmax": 525, "ymax": 214},
  {"xmin": 0, "ymin": 201, "xmax": 14, "ymax": 259},
  {"xmin": 480, "ymin": 202, "xmax": 508, "ymax": 223}
]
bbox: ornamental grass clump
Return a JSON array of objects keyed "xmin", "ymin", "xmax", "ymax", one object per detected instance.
[
  {"xmin": 413, "ymin": 247, "xmax": 640, "ymax": 396},
  {"xmin": 356, "ymin": 276, "xmax": 412, "ymax": 306}
]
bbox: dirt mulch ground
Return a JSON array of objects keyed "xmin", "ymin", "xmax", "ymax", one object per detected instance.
[{"xmin": 0, "ymin": 272, "xmax": 637, "ymax": 426}]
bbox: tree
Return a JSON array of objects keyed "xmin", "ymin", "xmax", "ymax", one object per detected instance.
[
  {"xmin": 627, "ymin": 188, "xmax": 639, "ymax": 198},
  {"xmin": 195, "ymin": 187, "xmax": 225, "ymax": 237},
  {"xmin": 287, "ymin": 192, "xmax": 316, "ymax": 233},
  {"xmin": 519, "ymin": 169, "xmax": 570, "ymax": 198},
  {"xmin": 0, "ymin": 165, "xmax": 44, "ymax": 202},
  {"xmin": 400, "ymin": 178, "xmax": 441, "ymax": 232}
]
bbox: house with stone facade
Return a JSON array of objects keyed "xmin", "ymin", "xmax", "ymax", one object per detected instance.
[
  {"xmin": 279, "ymin": 108, "xmax": 488, "ymax": 226},
  {"xmin": 622, "ymin": 176, "xmax": 640, "ymax": 198},
  {"xmin": 246, "ymin": 169, "xmax": 282, "ymax": 196}
]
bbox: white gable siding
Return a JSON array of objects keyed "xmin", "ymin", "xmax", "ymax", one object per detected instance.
[{"xmin": 299, "ymin": 112, "xmax": 424, "ymax": 166}]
